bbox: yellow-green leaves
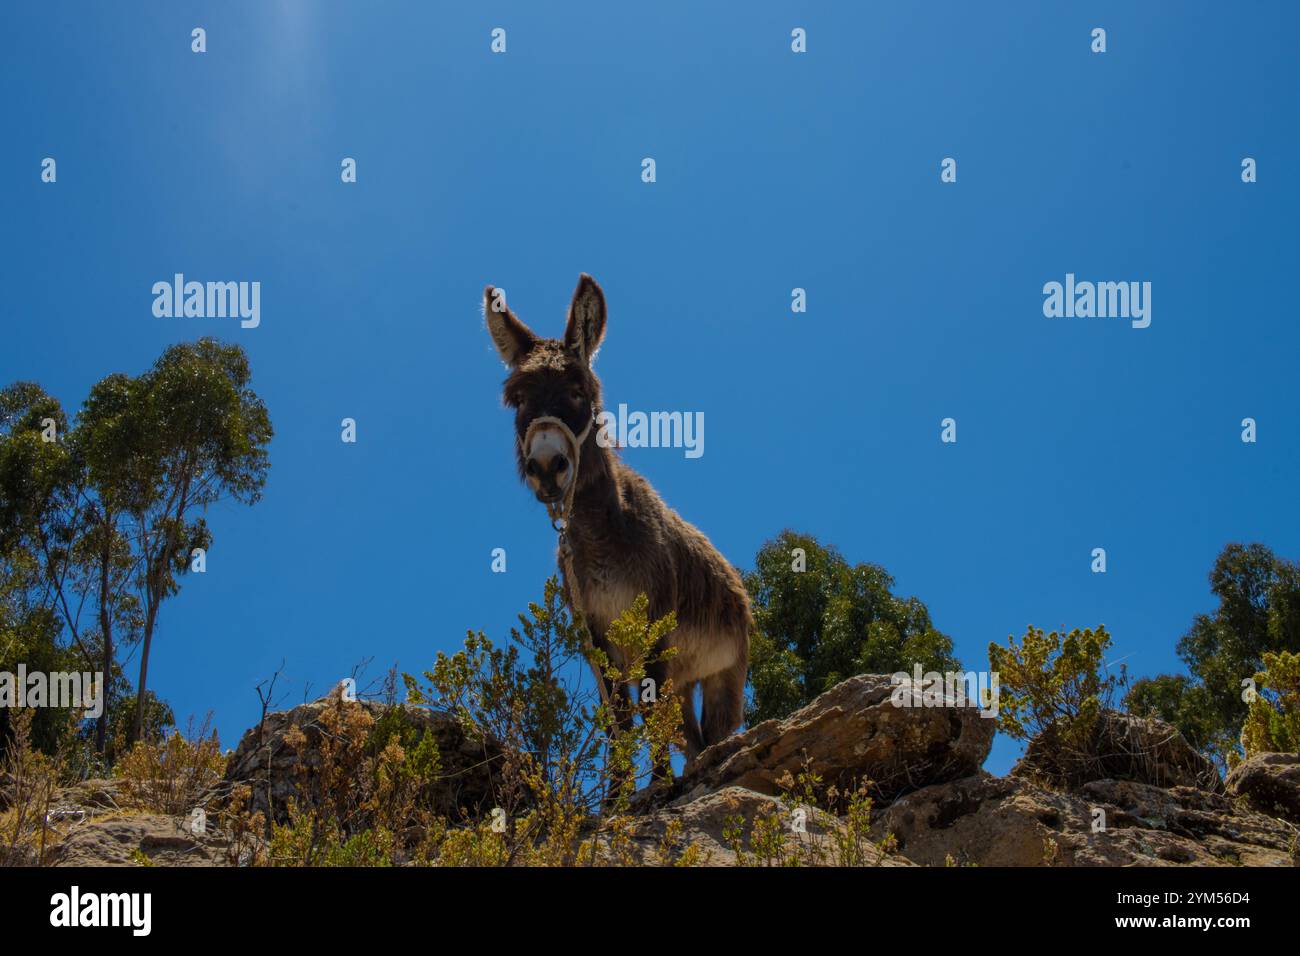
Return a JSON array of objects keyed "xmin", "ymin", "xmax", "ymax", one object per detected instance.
[
  {"xmin": 1241, "ymin": 650, "xmax": 1300, "ymax": 758},
  {"xmin": 987, "ymin": 624, "xmax": 1116, "ymax": 745}
]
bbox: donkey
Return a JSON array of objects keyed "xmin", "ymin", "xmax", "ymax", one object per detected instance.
[{"xmin": 482, "ymin": 274, "xmax": 751, "ymax": 763}]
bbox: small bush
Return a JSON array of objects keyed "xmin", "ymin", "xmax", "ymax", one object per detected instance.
[
  {"xmin": 988, "ymin": 625, "xmax": 1125, "ymax": 786},
  {"xmin": 988, "ymin": 625, "xmax": 1118, "ymax": 745},
  {"xmin": 0, "ymin": 708, "xmax": 59, "ymax": 866},
  {"xmin": 1240, "ymin": 650, "xmax": 1300, "ymax": 760},
  {"xmin": 115, "ymin": 714, "xmax": 225, "ymax": 815}
]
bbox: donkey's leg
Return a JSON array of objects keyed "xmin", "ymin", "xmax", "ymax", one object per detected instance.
[
  {"xmin": 588, "ymin": 637, "xmax": 636, "ymax": 807},
  {"xmin": 645, "ymin": 661, "xmax": 697, "ymax": 780},
  {"xmin": 643, "ymin": 659, "xmax": 671, "ymax": 782},
  {"xmin": 602, "ymin": 677, "xmax": 637, "ymax": 807},
  {"xmin": 678, "ymin": 680, "xmax": 705, "ymax": 764},
  {"xmin": 700, "ymin": 658, "xmax": 747, "ymax": 748}
]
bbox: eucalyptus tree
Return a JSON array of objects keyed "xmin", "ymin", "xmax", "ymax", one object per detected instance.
[
  {"xmin": 1, "ymin": 338, "xmax": 272, "ymax": 753},
  {"xmin": 95, "ymin": 339, "xmax": 273, "ymax": 744},
  {"xmin": 743, "ymin": 530, "xmax": 960, "ymax": 724}
]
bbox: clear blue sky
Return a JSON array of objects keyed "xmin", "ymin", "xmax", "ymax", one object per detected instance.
[{"xmin": 3, "ymin": 2, "xmax": 1297, "ymax": 775}]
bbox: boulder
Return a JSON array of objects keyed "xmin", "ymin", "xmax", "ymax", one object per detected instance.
[
  {"xmin": 1226, "ymin": 752, "xmax": 1300, "ymax": 823},
  {"xmin": 676, "ymin": 674, "xmax": 994, "ymax": 804},
  {"xmin": 1011, "ymin": 711, "xmax": 1222, "ymax": 792},
  {"xmin": 873, "ymin": 772, "xmax": 1295, "ymax": 867},
  {"xmin": 599, "ymin": 785, "xmax": 912, "ymax": 867},
  {"xmin": 221, "ymin": 696, "xmax": 499, "ymax": 822},
  {"xmin": 52, "ymin": 813, "xmax": 231, "ymax": 867}
]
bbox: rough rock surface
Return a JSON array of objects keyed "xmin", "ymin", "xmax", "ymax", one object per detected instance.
[
  {"xmin": 52, "ymin": 813, "xmax": 232, "ymax": 867},
  {"xmin": 55, "ymin": 777, "xmax": 126, "ymax": 812},
  {"xmin": 602, "ymin": 786, "xmax": 911, "ymax": 867},
  {"xmin": 1011, "ymin": 711, "xmax": 1222, "ymax": 793},
  {"xmin": 1226, "ymin": 752, "xmax": 1300, "ymax": 823},
  {"xmin": 674, "ymin": 674, "xmax": 994, "ymax": 804},
  {"xmin": 873, "ymin": 772, "xmax": 1296, "ymax": 867},
  {"xmin": 221, "ymin": 696, "xmax": 498, "ymax": 822},
  {"xmin": 17, "ymin": 676, "xmax": 1300, "ymax": 867}
]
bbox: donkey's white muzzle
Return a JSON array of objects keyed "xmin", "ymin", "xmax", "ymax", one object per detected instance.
[{"xmin": 523, "ymin": 417, "xmax": 579, "ymax": 502}]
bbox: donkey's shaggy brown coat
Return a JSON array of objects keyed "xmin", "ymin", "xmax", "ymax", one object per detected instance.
[{"xmin": 483, "ymin": 275, "xmax": 751, "ymax": 759}]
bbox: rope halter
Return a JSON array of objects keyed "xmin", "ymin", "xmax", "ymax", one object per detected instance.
[{"xmin": 519, "ymin": 404, "xmax": 596, "ymax": 533}]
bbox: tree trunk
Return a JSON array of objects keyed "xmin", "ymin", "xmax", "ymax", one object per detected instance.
[
  {"xmin": 95, "ymin": 525, "xmax": 113, "ymax": 755},
  {"xmin": 131, "ymin": 472, "xmax": 192, "ymax": 745},
  {"xmin": 132, "ymin": 602, "xmax": 159, "ymax": 746},
  {"xmin": 95, "ymin": 634, "xmax": 110, "ymax": 754}
]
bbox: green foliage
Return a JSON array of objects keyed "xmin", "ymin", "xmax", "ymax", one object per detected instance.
[
  {"xmin": 1125, "ymin": 543, "xmax": 1300, "ymax": 767},
  {"xmin": 718, "ymin": 765, "xmax": 896, "ymax": 867},
  {"xmin": 239, "ymin": 579, "xmax": 689, "ymax": 867},
  {"xmin": 404, "ymin": 576, "xmax": 595, "ymax": 820},
  {"xmin": 987, "ymin": 624, "xmax": 1117, "ymax": 745},
  {"xmin": 1123, "ymin": 674, "xmax": 1229, "ymax": 762},
  {"xmin": 93, "ymin": 339, "xmax": 272, "ymax": 742},
  {"xmin": 0, "ymin": 597, "xmax": 81, "ymax": 759},
  {"xmin": 405, "ymin": 577, "xmax": 685, "ymax": 865},
  {"xmin": 744, "ymin": 530, "xmax": 960, "ymax": 724},
  {"xmin": 1240, "ymin": 650, "xmax": 1300, "ymax": 759},
  {"xmin": 0, "ymin": 339, "xmax": 271, "ymax": 755}
]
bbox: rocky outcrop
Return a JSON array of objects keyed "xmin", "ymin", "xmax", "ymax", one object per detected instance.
[
  {"xmin": 873, "ymin": 772, "xmax": 1295, "ymax": 867},
  {"xmin": 1226, "ymin": 752, "xmax": 1300, "ymax": 823},
  {"xmin": 56, "ymin": 777, "xmax": 126, "ymax": 812},
  {"xmin": 600, "ymin": 786, "xmax": 910, "ymax": 867},
  {"xmin": 18, "ymin": 676, "xmax": 1299, "ymax": 867},
  {"xmin": 52, "ymin": 813, "xmax": 232, "ymax": 867},
  {"xmin": 221, "ymin": 696, "xmax": 499, "ymax": 822},
  {"xmin": 674, "ymin": 674, "xmax": 995, "ymax": 804},
  {"xmin": 1011, "ymin": 711, "xmax": 1222, "ymax": 793}
]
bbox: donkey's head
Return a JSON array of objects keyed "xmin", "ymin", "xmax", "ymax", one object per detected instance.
[{"xmin": 484, "ymin": 274, "xmax": 607, "ymax": 506}]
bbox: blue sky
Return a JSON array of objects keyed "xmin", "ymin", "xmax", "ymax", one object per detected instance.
[{"xmin": 3, "ymin": 2, "xmax": 1297, "ymax": 775}]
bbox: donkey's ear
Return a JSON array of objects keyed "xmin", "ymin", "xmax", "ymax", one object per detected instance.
[
  {"xmin": 483, "ymin": 286, "xmax": 537, "ymax": 368},
  {"xmin": 563, "ymin": 274, "xmax": 607, "ymax": 364}
]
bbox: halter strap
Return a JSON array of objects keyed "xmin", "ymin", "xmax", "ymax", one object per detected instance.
[
  {"xmin": 521, "ymin": 405, "xmax": 607, "ymax": 707},
  {"xmin": 519, "ymin": 405, "xmax": 596, "ymax": 531}
]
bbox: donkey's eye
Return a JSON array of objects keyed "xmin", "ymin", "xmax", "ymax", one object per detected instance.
[{"xmin": 570, "ymin": 388, "xmax": 586, "ymax": 404}]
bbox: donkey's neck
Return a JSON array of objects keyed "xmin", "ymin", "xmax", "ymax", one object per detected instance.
[{"xmin": 567, "ymin": 432, "xmax": 630, "ymax": 535}]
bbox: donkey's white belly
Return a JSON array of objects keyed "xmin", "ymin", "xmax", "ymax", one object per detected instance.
[
  {"xmin": 579, "ymin": 580, "xmax": 641, "ymax": 636},
  {"xmin": 577, "ymin": 578, "xmax": 736, "ymax": 684}
]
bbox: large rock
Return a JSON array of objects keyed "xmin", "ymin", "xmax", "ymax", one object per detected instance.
[
  {"xmin": 676, "ymin": 674, "xmax": 994, "ymax": 804},
  {"xmin": 221, "ymin": 695, "xmax": 499, "ymax": 822},
  {"xmin": 1012, "ymin": 711, "xmax": 1222, "ymax": 792},
  {"xmin": 600, "ymin": 786, "xmax": 912, "ymax": 867},
  {"xmin": 1226, "ymin": 752, "xmax": 1300, "ymax": 823},
  {"xmin": 873, "ymin": 773, "xmax": 1295, "ymax": 867},
  {"xmin": 52, "ymin": 813, "xmax": 232, "ymax": 867}
]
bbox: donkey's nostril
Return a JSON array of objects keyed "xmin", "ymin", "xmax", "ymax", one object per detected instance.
[
  {"xmin": 554, "ymin": 455, "xmax": 568, "ymax": 474},
  {"xmin": 525, "ymin": 458, "xmax": 540, "ymax": 477}
]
